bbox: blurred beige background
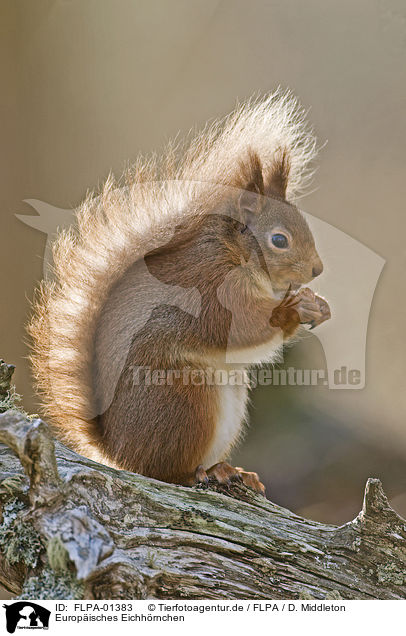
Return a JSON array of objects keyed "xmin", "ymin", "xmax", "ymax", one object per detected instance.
[{"xmin": 1, "ymin": 0, "xmax": 406, "ymax": 527}]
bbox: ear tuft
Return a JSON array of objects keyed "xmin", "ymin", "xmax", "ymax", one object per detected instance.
[
  {"xmin": 237, "ymin": 149, "xmax": 265, "ymax": 195},
  {"xmin": 235, "ymin": 149, "xmax": 264, "ymax": 220},
  {"xmin": 265, "ymin": 148, "xmax": 291, "ymax": 199}
]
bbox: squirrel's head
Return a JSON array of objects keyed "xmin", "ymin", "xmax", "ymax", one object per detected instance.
[{"xmin": 234, "ymin": 149, "xmax": 323, "ymax": 296}]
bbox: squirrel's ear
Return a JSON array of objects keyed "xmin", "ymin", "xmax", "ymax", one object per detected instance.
[
  {"xmin": 237, "ymin": 189, "xmax": 261, "ymax": 223},
  {"xmin": 264, "ymin": 148, "xmax": 291, "ymax": 200},
  {"xmin": 236, "ymin": 150, "xmax": 264, "ymax": 220}
]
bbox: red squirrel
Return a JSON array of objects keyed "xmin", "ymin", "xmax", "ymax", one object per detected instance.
[{"xmin": 29, "ymin": 90, "xmax": 331, "ymax": 496}]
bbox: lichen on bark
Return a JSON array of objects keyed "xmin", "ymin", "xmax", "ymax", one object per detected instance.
[
  {"xmin": 0, "ymin": 359, "xmax": 405, "ymax": 600},
  {"xmin": 0, "ymin": 405, "xmax": 406, "ymax": 600}
]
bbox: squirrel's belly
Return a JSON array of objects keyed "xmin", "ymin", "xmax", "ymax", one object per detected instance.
[{"xmin": 200, "ymin": 383, "xmax": 248, "ymax": 468}]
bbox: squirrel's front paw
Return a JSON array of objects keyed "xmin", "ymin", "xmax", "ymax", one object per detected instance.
[
  {"xmin": 293, "ymin": 287, "xmax": 323, "ymax": 326},
  {"xmin": 270, "ymin": 287, "xmax": 330, "ymax": 333},
  {"xmin": 309, "ymin": 292, "xmax": 331, "ymax": 329},
  {"xmin": 295, "ymin": 287, "xmax": 331, "ymax": 329}
]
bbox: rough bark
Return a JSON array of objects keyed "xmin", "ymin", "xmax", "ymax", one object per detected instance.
[
  {"xmin": 0, "ymin": 361, "xmax": 16, "ymax": 399},
  {"xmin": 0, "ymin": 409, "xmax": 406, "ymax": 600}
]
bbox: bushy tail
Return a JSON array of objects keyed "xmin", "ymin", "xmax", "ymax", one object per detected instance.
[{"xmin": 28, "ymin": 88, "xmax": 318, "ymax": 461}]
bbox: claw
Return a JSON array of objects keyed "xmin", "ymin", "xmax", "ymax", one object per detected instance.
[
  {"xmin": 230, "ymin": 472, "xmax": 243, "ymax": 483},
  {"xmin": 281, "ymin": 283, "xmax": 292, "ymax": 302},
  {"xmin": 284, "ymin": 297, "xmax": 300, "ymax": 308},
  {"xmin": 194, "ymin": 464, "xmax": 209, "ymax": 486}
]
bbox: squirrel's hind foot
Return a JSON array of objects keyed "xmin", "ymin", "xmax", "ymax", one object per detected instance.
[
  {"xmin": 190, "ymin": 462, "xmax": 266, "ymax": 497},
  {"xmin": 234, "ymin": 466, "xmax": 266, "ymax": 496}
]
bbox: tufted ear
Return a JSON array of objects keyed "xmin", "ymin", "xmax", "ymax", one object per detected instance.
[
  {"xmin": 236, "ymin": 149, "xmax": 264, "ymax": 221},
  {"xmin": 264, "ymin": 148, "xmax": 291, "ymax": 200}
]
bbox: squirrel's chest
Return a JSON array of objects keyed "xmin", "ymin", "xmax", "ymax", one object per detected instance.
[
  {"xmin": 200, "ymin": 383, "xmax": 248, "ymax": 468},
  {"xmin": 223, "ymin": 339, "xmax": 284, "ymax": 365}
]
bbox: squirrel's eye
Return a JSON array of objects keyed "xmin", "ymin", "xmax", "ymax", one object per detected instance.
[{"xmin": 271, "ymin": 233, "xmax": 289, "ymax": 249}]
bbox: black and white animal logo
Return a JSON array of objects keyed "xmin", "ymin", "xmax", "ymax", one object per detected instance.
[{"xmin": 3, "ymin": 602, "xmax": 50, "ymax": 633}]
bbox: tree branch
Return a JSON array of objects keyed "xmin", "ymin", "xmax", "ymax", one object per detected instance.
[{"xmin": 0, "ymin": 408, "xmax": 406, "ymax": 600}]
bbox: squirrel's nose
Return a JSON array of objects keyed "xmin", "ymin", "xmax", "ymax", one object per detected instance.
[{"xmin": 312, "ymin": 260, "xmax": 323, "ymax": 278}]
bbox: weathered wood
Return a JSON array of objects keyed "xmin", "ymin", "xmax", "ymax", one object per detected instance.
[
  {"xmin": 0, "ymin": 360, "xmax": 16, "ymax": 407},
  {"xmin": 0, "ymin": 408, "xmax": 405, "ymax": 600},
  {"xmin": 0, "ymin": 361, "xmax": 15, "ymax": 398}
]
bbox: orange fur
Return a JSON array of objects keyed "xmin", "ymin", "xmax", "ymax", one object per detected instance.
[{"xmin": 28, "ymin": 89, "xmax": 319, "ymax": 470}]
